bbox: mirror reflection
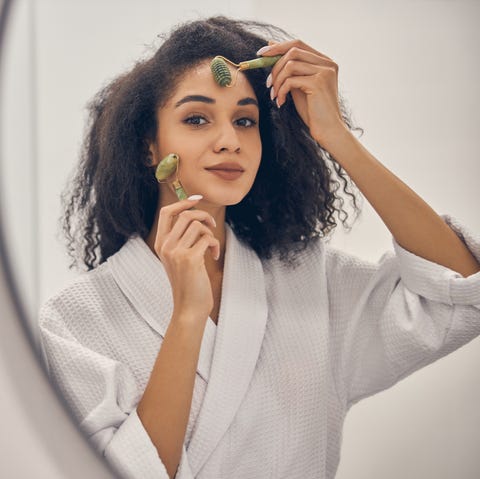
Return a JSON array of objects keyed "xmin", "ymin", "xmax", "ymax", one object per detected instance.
[{"xmin": 2, "ymin": 1, "xmax": 480, "ymax": 478}]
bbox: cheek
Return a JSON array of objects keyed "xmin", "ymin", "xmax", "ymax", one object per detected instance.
[
  {"xmin": 158, "ymin": 133, "xmax": 202, "ymax": 167},
  {"xmin": 242, "ymin": 127, "xmax": 261, "ymax": 152},
  {"xmin": 253, "ymin": 135, "xmax": 262, "ymax": 166}
]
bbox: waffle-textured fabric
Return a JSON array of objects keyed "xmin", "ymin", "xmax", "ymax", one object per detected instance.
[{"xmin": 38, "ymin": 214, "xmax": 480, "ymax": 479}]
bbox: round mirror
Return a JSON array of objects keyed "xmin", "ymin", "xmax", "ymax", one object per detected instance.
[
  {"xmin": 1, "ymin": 1, "xmax": 479, "ymax": 478},
  {"xmin": 0, "ymin": 0, "xmax": 116, "ymax": 477}
]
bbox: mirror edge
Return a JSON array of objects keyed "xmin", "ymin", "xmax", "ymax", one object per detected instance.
[{"xmin": 0, "ymin": 0, "xmax": 117, "ymax": 476}]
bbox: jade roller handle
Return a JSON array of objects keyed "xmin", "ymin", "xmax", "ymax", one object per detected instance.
[{"xmin": 239, "ymin": 55, "xmax": 282, "ymax": 70}]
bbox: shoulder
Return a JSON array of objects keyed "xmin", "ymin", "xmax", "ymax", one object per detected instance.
[
  {"xmin": 261, "ymin": 235, "xmax": 327, "ymax": 278},
  {"xmin": 38, "ymin": 260, "xmax": 123, "ymax": 337},
  {"xmin": 263, "ymin": 233, "xmax": 396, "ymax": 283}
]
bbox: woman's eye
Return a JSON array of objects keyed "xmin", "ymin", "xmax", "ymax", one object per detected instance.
[
  {"xmin": 183, "ymin": 115, "xmax": 257, "ymax": 128},
  {"xmin": 184, "ymin": 115, "xmax": 207, "ymax": 126},
  {"xmin": 236, "ymin": 117, "xmax": 257, "ymax": 128}
]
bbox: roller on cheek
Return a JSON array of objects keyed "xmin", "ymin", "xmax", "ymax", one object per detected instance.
[{"xmin": 155, "ymin": 153, "xmax": 189, "ymax": 201}]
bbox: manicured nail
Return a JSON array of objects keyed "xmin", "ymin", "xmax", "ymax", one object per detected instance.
[
  {"xmin": 276, "ymin": 98, "xmax": 281, "ymax": 108},
  {"xmin": 215, "ymin": 252, "xmax": 220, "ymax": 261},
  {"xmin": 211, "ymin": 216, "xmax": 217, "ymax": 227},
  {"xmin": 187, "ymin": 194, "xmax": 203, "ymax": 201},
  {"xmin": 266, "ymin": 73, "xmax": 272, "ymax": 88},
  {"xmin": 270, "ymin": 86, "xmax": 275, "ymax": 101},
  {"xmin": 256, "ymin": 45, "xmax": 271, "ymax": 56}
]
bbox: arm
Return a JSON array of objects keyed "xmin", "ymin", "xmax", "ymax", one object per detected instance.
[
  {"xmin": 38, "ymin": 303, "xmax": 198, "ymax": 479},
  {"xmin": 261, "ymin": 39, "xmax": 480, "ymax": 408},
  {"xmin": 318, "ymin": 126, "xmax": 480, "ymax": 278},
  {"xmin": 260, "ymin": 39, "xmax": 480, "ymax": 277},
  {"xmin": 137, "ymin": 313, "xmax": 205, "ymax": 479},
  {"xmin": 38, "ymin": 199, "xmax": 217, "ymax": 478},
  {"xmin": 138, "ymin": 197, "xmax": 219, "ymax": 478},
  {"xmin": 324, "ymin": 229, "xmax": 480, "ymax": 407}
]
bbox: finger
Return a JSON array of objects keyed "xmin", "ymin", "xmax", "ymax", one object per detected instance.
[
  {"xmin": 166, "ymin": 209, "xmax": 217, "ymax": 245},
  {"xmin": 270, "ymin": 61, "xmax": 322, "ymax": 100},
  {"xmin": 189, "ymin": 233, "xmax": 221, "ymax": 262},
  {"xmin": 157, "ymin": 196, "xmax": 204, "ymax": 238},
  {"xmin": 258, "ymin": 38, "xmax": 333, "ymax": 62},
  {"xmin": 275, "ymin": 75, "xmax": 315, "ymax": 108},
  {"xmin": 159, "ymin": 220, "xmax": 217, "ymax": 263},
  {"xmin": 270, "ymin": 48, "xmax": 336, "ymax": 85},
  {"xmin": 275, "ymin": 70, "xmax": 338, "ymax": 107},
  {"xmin": 178, "ymin": 220, "xmax": 215, "ymax": 250}
]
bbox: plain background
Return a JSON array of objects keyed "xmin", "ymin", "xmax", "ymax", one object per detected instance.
[{"xmin": 1, "ymin": 0, "xmax": 479, "ymax": 477}]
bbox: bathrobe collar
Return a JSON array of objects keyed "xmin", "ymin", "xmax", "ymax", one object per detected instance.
[{"xmin": 107, "ymin": 223, "xmax": 269, "ymax": 475}]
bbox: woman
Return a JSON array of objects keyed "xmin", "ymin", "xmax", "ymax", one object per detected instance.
[{"xmin": 39, "ymin": 16, "xmax": 480, "ymax": 479}]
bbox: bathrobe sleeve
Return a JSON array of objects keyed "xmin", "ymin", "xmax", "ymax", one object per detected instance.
[
  {"xmin": 325, "ymin": 214, "xmax": 480, "ymax": 408},
  {"xmin": 38, "ymin": 304, "xmax": 192, "ymax": 479}
]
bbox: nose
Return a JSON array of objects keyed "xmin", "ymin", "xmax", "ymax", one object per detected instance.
[{"xmin": 213, "ymin": 122, "xmax": 241, "ymax": 153}]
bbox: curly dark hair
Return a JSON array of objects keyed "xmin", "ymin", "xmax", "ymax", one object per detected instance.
[{"xmin": 62, "ymin": 15, "xmax": 363, "ymax": 271}]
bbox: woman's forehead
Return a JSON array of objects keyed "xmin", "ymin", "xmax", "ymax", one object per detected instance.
[{"xmin": 168, "ymin": 60, "xmax": 257, "ymax": 104}]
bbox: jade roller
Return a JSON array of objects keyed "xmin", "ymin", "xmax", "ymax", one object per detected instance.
[
  {"xmin": 155, "ymin": 153, "xmax": 189, "ymax": 201},
  {"xmin": 210, "ymin": 54, "xmax": 282, "ymax": 87}
]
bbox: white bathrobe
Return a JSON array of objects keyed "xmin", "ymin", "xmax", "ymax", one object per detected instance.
[{"xmin": 38, "ymin": 214, "xmax": 480, "ymax": 479}]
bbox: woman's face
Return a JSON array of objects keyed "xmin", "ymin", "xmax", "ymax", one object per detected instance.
[{"xmin": 150, "ymin": 60, "xmax": 262, "ymax": 207}]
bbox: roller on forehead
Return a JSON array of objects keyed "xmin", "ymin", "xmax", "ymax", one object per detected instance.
[
  {"xmin": 155, "ymin": 153, "xmax": 189, "ymax": 201},
  {"xmin": 210, "ymin": 54, "xmax": 282, "ymax": 87}
]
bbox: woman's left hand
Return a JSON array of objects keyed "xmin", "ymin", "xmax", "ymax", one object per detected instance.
[{"xmin": 257, "ymin": 39, "xmax": 347, "ymax": 145}]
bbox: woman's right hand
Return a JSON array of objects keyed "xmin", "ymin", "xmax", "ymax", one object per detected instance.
[{"xmin": 153, "ymin": 196, "xmax": 219, "ymax": 324}]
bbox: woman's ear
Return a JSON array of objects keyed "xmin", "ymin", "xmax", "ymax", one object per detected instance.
[{"xmin": 144, "ymin": 140, "xmax": 158, "ymax": 167}]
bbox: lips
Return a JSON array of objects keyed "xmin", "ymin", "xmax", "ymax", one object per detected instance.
[
  {"xmin": 205, "ymin": 162, "xmax": 244, "ymax": 172},
  {"xmin": 205, "ymin": 163, "xmax": 244, "ymax": 181}
]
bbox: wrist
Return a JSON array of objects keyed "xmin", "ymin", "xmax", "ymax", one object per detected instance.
[
  {"xmin": 315, "ymin": 125, "xmax": 360, "ymax": 167},
  {"xmin": 171, "ymin": 308, "xmax": 209, "ymax": 328},
  {"xmin": 166, "ymin": 313, "xmax": 207, "ymax": 348},
  {"xmin": 311, "ymin": 122, "xmax": 353, "ymax": 155}
]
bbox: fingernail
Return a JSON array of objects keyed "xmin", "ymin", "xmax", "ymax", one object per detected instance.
[
  {"xmin": 211, "ymin": 217, "xmax": 217, "ymax": 227},
  {"xmin": 215, "ymin": 253, "xmax": 220, "ymax": 261},
  {"xmin": 270, "ymin": 86, "xmax": 275, "ymax": 101},
  {"xmin": 187, "ymin": 194, "xmax": 203, "ymax": 201},
  {"xmin": 276, "ymin": 98, "xmax": 281, "ymax": 108},
  {"xmin": 266, "ymin": 73, "xmax": 272, "ymax": 88},
  {"xmin": 256, "ymin": 45, "xmax": 271, "ymax": 56}
]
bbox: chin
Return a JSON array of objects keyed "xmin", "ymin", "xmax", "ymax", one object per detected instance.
[{"xmin": 202, "ymin": 189, "xmax": 248, "ymax": 207}]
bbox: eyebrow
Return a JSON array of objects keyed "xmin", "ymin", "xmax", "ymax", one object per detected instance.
[{"xmin": 174, "ymin": 95, "xmax": 258, "ymax": 108}]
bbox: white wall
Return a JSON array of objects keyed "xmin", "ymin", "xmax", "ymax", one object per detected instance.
[{"xmin": 1, "ymin": 0, "xmax": 479, "ymax": 477}]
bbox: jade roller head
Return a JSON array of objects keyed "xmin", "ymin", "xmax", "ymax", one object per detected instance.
[
  {"xmin": 155, "ymin": 153, "xmax": 189, "ymax": 201},
  {"xmin": 210, "ymin": 54, "xmax": 282, "ymax": 87}
]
